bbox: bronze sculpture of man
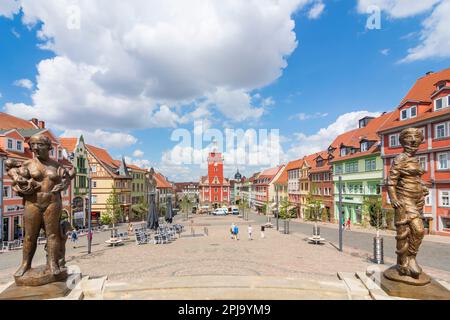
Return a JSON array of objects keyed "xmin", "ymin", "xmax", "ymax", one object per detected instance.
[
  {"xmin": 384, "ymin": 127, "xmax": 431, "ymax": 285},
  {"xmin": 5, "ymin": 134, "xmax": 75, "ymax": 286}
]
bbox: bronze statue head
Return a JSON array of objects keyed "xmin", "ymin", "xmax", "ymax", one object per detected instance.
[
  {"xmin": 399, "ymin": 128, "xmax": 424, "ymax": 156},
  {"xmin": 29, "ymin": 134, "xmax": 53, "ymax": 161}
]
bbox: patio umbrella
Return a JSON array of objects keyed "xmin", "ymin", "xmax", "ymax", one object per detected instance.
[
  {"xmin": 147, "ymin": 193, "xmax": 159, "ymax": 230},
  {"xmin": 165, "ymin": 196, "xmax": 173, "ymax": 224}
]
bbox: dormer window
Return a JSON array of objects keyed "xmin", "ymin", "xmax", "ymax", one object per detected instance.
[
  {"xmin": 16, "ymin": 141, "xmax": 22, "ymax": 151},
  {"xmin": 340, "ymin": 148, "xmax": 347, "ymax": 157},
  {"xmin": 7, "ymin": 139, "xmax": 13, "ymax": 150},
  {"xmin": 361, "ymin": 142, "xmax": 368, "ymax": 152},
  {"xmin": 400, "ymin": 106, "xmax": 417, "ymax": 120},
  {"xmin": 435, "ymin": 96, "xmax": 450, "ymax": 111}
]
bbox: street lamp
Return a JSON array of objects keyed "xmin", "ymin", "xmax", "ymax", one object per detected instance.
[
  {"xmin": 87, "ymin": 167, "xmax": 92, "ymax": 254},
  {"xmin": 338, "ymin": 176, "xmax": 343, "ymax": 252}
]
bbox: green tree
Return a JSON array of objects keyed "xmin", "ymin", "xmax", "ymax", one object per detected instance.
[
  {"xmin": 364, "ymin": 196, "xmax": 383, "ymax": 230},
  {"xmin": 181, "ymin": 195, "xmax": 192, "ymax": 218},
  {"xmin": 101, "ymin": 186, "xmax": 123, "ymax": 228},
  {"xmin": 279, "ymin": 198, "xmax": 295, "ymax": 220},
  {"xmin": 132, "ymin": 197, "xmax": 148, "ymax": 222}
]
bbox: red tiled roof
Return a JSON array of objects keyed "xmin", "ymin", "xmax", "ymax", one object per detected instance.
[
  {"xmin": 59, "ymin": 137, "xmax": 78, "ymax": 153},
  {"xmin": 330, "ymin": 112, "xmax": 394, "ymax": 162},
  {"xmin": 399, "ymin": 68, "xmax": 450, "ymax": 106},
  {"xmin": 379, "ymin": 69, "xmax": 450, "ymax": 133},
  {"xmin": 154, "ymin": 172, "xmax": 172, "ymax": 188},
  {"xmin": 285, "ymin": 159, "xmax": 304, "ymax": 172},
  {"xmin": 86, "ymin": 144, "xmax": 117, "ymax": 169},
  {"xmin": 127, "ymin": 164, "xmax": 147, "ymax": 172},
  {"xmin": 0, "ymin": 112, "xmax": 37, "ymax": 130},
  {"xmin": 273, "ymin": 166, "xmax": 287, "ymax": 185}
]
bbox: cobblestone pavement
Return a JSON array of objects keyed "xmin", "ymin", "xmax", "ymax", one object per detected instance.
[
  {"xmin": 1, "ymin": 214, "xmax": 449, "ymax": 287},
  {"xmin": 249, "ymin": 212, "xmax": 450, "ymax": 273}
]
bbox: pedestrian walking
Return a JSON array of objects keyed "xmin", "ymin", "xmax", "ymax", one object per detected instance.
[
  {"xmin": 347, "ymin": 217, "xmax": 351, "ymax": 230},
  {"xmin": 261, "ymin": 225, "xmax": 265, "ymax": 239},
  {"xmin": 71, "ymin": 230, "xmax": 78, "ymax": 248},
  {"xmin": 342, "ymin": 216, "xmax": 346, "ymax": 230},
  {"xmin": 248, "ymin": 225, "xmax": 253, "ymax": 240},
  {"xmin": 234, "ymin": 225, "xmax": 239, "ymax": 240},
  {"xmin": 230, "ymin": 223, "xmax": 235, "ymax": 240}
]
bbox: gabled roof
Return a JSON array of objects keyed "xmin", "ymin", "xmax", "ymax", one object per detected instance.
[
  {"xmin": 273, "ymin": 166, "xmax": 287, "ymax": 185},
  {"xmin": 285, "ymin": 159, "xmax": 304, "ymax": 172},
  {"xmin": 154, "ymin": 172, "xmax": 173, "ymax": 188},
  {"xmin": 127, "ymin": 164, "xmax": 148, "ymax": 172},
  {"xmin": 87, "ymin": 144, "xmax": 130, "ymax": 178},
  {"xmin": 379, "ymin": 68, "xmax": 450, "ymax": 133},
  {"xmin": 330, "ymin": 112, "xmax": 393, "ymax": 162},
  {"xmin": 399, "ymin": 68, "xmax": 450, "ymax": 106},
  {"xmin": 16, "ymin": 128, "xmax": 46, "ymax": 138},
  {"xmin": 60, "ymin": 137, "xmax": 78, "ymax": 153},
  {"xmin": 0, "ymin": 112, "xmax": 37, "ymax": 130}
]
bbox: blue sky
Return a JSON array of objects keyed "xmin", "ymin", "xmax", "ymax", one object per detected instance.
[{"xmin": 0, "ymin": 0, "xmax": 449, "ymax": 181}]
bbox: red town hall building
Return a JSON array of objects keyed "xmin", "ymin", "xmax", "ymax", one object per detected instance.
[
  {"xmin": 199, "ymin": 149, "xmax": 230, "ymax": 209},
  {"xmin": 378, "ymin": 68, "xmax": 450, "ymax": 236}
]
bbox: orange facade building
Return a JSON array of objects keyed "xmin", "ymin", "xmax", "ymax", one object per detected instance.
[{"xmin": 378, "ymin": 69, "xmax": 450, "ymax": 236}]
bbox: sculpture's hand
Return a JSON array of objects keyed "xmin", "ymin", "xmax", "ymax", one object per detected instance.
[
  {"xmin": 391, "ymin": 199, "xmax": 403, "ymax": 209},
  {"xmin": 51, "ymin": 183, "xmax": 66, "ymax": 193}
]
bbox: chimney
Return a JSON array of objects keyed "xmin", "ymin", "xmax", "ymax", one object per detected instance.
[
  {"xmin": 30, "ymin": 118, "xmax": 39, "ymax": 126},
  {"xmin": 38, "ymin": 121, "xmax": 45, "ymax": 129}
]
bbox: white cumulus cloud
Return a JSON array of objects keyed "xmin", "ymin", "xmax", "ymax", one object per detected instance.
[
  {"xmin": 132, "ymin": 149, "xmax": 145, "ymax": 158},
  {"xmin": 357, "ymin": 0, "xmax": 450, "ymax": 62},
  {"xmin": 60, "ymin": 129, "xmax": 138, "ymax": 149},
  {"xmin": 2, "ymin": 0, "xmax": 308, "ymax": 129},
  {"xmin": 13, "ymin": 79, "xmax": 33, "ymax": 90},
  {"xmin": 287, "ymin": 110, "xmax": 382, "ymax": 159},
  {"xmin": 308, "ymin": 1, "xmax": 325, "ymax": 19}
]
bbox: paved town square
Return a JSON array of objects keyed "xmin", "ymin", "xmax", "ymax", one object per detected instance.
[
  {"xmin": 1, "ymin": 1, "xmax": 450, "ymax": 303},
  {"xmin": 2, "ymin": 212, "xmax": 450, "ymax": 299}
]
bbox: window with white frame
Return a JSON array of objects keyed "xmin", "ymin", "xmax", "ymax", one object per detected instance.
[
  {"xmin": 435, "ymin": 121, "xmax": 449, "ymax": 139},
  {"xmin": 434, "ymin": 96, "xmax": 450, "ymax": 111},
  {"xmin": 16, "ymin": 141, "xmax": 22, "ymax": 151},
  {"xmin": 439, "ymin": 191, "xmax": 450, "ymax": 207},
  {"xmin": 425, "ymin": 194, "xmax": 431, "ymax": 206},
  {"xmin": 418, "ymin": 156, "xmax": 427, "ymax": 171},
  {"xmin": 389, "ymin": 134, "xmax": 400, "ymax": 147},
  {"xmin": 400, "ymin": 106, "xmax": 417, "ymax": 121},
  {"xmin": 7, "ymin": 139, "xmax": 13, "ymax": 150},
  {"xmin": 437, "ymin": 152, "xmax": 449, "ymax": 170},
  {"xmin": 361, "ymin": 142, "xmax": 368, "ymax": 152},
  {"xmin": 340, "ymin": 148, "xmax": 347, "ymax": 157}
]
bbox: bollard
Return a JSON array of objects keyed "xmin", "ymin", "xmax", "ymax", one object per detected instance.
[{"xmin": 373, "ymin": 236, "xmax": 384, "ymax": 264}]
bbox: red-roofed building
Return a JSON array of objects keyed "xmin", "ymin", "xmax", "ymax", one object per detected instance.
[
  {"xmin": 199, "ymin": 147, "xmax": 230, "ymax": 209},
  {"xmin": 378, "ymin": 69, "xmax": 450, "ymax": 236},
  {"xmin": 86, "ymin": 145, "xmax": 132, "ymax": 224},
  {"xmin": 0, "ymin": 113, "xmax": 72, "ymax": 241},
  {"xmin": 329, "ymin": 112, "xmax": 393, "ymax": 225},
  {"xmin": 60, "ymin": 136, "xmax": 90, "ymax": 227},
  {"xmin": 308, "ymin": 151, "xmax": 334, "ymax": 222},
  {"xmin": 287, "ymin": 159, "xmax": 304, "ymax": 218},
  {"xmin": 253, "ymin": 165, "xmax": 284, "ymax": 214},
  {"xmin": 154, "ymin": 172, "xmax": 175, "ymax": 208}
]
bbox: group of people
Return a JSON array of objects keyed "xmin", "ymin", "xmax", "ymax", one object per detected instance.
[
  {"xmin": 230, "ymin": 223, "xmax": 266, "ymax": 240},
  {"xmin": 342, "ymin": 217, "xmax": 351, "ymax": 230}
]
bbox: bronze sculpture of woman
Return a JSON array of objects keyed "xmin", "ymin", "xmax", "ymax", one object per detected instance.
[
  {"xmin": 6, "ymin": 134, "xmax": 75, "ymax": 286},
  {"xmin": 384, "ymin": 127, "xmax": 431, "ymax": 285}
]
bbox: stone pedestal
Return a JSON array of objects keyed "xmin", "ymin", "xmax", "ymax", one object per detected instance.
[
  {"xmin": 14, "ymin": 265, "xmax": 68, "ymax": 287},
  {"xmin": 380, "ymin": 266, "xmax": 450, "ymax": 300},
  {"xmin": 0, "ymin": 281, "xmax": 70, "ymax": 300}
]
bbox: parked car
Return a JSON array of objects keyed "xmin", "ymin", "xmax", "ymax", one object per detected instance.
[
  {"xmin": 231, "ymin": 208, "xmax": 239, "ymax": 215},
  {"xmin": 213, "ymin": 208, "xmax": 227, "ymax": 216}
]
